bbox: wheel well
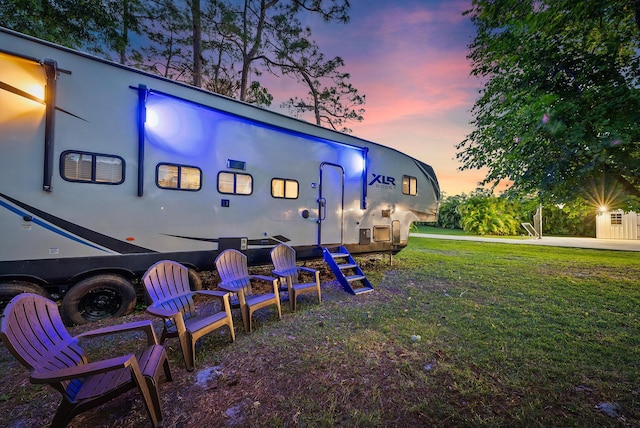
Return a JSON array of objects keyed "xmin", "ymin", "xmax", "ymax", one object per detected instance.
[
  {"xmin": 177, "ymin": 262, "xmax": 199, "ymax": 272},
  {"xmin": 0, "ymin": 275, "xmax": 48, "ymax": 287},
  {"xmin": 67, "ymin": 268, "xmax": 136, "ymax": 285}
]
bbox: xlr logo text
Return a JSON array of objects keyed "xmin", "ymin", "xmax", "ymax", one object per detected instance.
[{"xmin": 368, "ymin": 174, "xmax": 396, "ymax": 188}]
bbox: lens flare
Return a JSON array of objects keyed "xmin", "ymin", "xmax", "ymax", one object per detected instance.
[
  {"xmin": 583, "ymin": 177, "xmax": 626, "ymax": 213},
  {"xmin": 146, "ymin": 108, "xmax": 159, "ymax": 128},
  {"xmin": 144, "ymin": 95, "xmax": 208, "ymax": 156}
]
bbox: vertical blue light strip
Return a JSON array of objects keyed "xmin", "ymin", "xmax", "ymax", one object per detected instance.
[
  {"xmin": 137, "ymin": 84, "xmax": 147, "ymax": 197},
  {"xmin": 362, "ymin": 148, "xmax": 368, "ymax": 210}
]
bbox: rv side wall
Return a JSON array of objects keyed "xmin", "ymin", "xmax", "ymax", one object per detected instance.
[{"xmin": 0, "ymin": 27, "xmax": 439, "ymax": 323}]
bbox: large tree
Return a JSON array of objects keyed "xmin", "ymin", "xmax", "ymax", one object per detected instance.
[
  {"xmin": 135, "ymin": 0, "xmax": 360, "ymax": 117},
  {"xmin": 459, "ymin": 0, "xmax": 640, "ymax": 208},
  {"xmin": 0, "ymin": 0, "xmax": 135, "ymax": 55},
  {"xmin": 227, "ymin": 0, "xmax": 350, "ymax": 102},
  {"xmin": 266, "ymin": 14, "xmax": 365, "ymax": 132}
]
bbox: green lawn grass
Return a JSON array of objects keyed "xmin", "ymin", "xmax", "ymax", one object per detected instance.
[
  {"xmin": 210, "ymin": 237, "xmax": 640, "ymax": 426},
  {"xmin": 387, "ymin": 237, "xmax": 640, "ymax": 426},
  {"xmin": 413, "ymin": 224, "xmax": 474, "ymax": 235},
  {"xmin": 1, "ymin": 237, "xmax": 638, "ymax": 427},
  {"xmin": 413, "ymin": 224, "xmax": 532, "ymax": 239}
]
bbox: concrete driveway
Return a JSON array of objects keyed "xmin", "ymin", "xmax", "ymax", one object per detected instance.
[{"xmin": 410, "ymin": 233, "xmax": 640, "ymax": 252}]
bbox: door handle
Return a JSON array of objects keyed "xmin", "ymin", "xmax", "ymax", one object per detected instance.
[{"xmin": 318, "ymin": 197, "xmax": 327, "ymax": 221}]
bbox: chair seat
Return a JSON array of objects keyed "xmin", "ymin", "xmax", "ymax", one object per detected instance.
[
  {"xmin": 75, "ymin": 344, "xmax": 168, "ymax": 403},
  {"xmin": 245, "ymin": 293, "xmax": 278, "ymax": 306},
  {"xmin": 291, "ymin": 282, "xmax": 319, "ymax": 292},
  {"xmin": 184, "ymin": 311, "xmax": 232, "ymax": 334},
  {"xmin": 138, "ymin": 344, "xmax": 171, "ymax": 381}
]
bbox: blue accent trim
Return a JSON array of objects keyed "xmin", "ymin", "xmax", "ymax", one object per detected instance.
[
  {"xmin": 137, "ymin": 84, "xmax": 148, "ymax": 197},
  {"xmin": 147, "ymin": 89, "xmax": 368, "ymax": 153},
  {"xmin": 362, "ymin": 148, "xmax": 368, "ymax": 210},
  {"xmin": 0, "ymin": 198, "xmax": 111, "ymax": 253}
]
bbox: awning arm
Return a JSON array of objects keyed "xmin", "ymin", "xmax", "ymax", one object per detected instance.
[{"xmin": 42, "ymin": 59, "xmax": 57, "ymax": 192}]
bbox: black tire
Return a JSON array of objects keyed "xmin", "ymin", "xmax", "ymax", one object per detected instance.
[
  {"xmin": 0, "ymin": 281, "xmax": 50, "ymax": 313},
  {"xmin": 61, "ymin": 274, "xmax": 137, "ymax": 326},
  {"xmin": 188, "ymin": 268, "xmax": 203, "ymax": 291}
]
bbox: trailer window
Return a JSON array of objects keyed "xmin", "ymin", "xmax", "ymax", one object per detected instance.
[
  {"xmin": 402, "ymin": 175, "xmax": 417, "ymax": 196},
  {"xmin": 157, "ymin": 164, "xmax": 201, "ymax": 190},
  {"xmin": 271, "ymin": 178, "xmax": 299, "ymax": 199},
  {"xmin": 61, "ymin": 151, "xmax": 124, "ymax": 184},
  {"xmin": 218, "ymin": 171, "xmax": 253, "ymax": 195}
]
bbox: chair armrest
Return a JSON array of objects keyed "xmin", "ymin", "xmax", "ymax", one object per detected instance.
[
  {"xmin": 250, "ymin": 274, "xmax": 279, "ymax": 294},
  {"xmin": 194, "ymin": 289, "xmax": 230, "ymax": 299},
  {"xmin": 297, "ymin": 266, "xmax": 319, "ymax": 275},
  {"xmin": 30, "ymin": 354, "xmax": 136, "ymax": 383},
  {"xmin": 75, "ymin": 320, "xmax": 159, "ymax": 346},
  {"xmin": 195, "ymin": 289, "xmax": 232, "ymax": 307},
  {"xmin": 272, "ymin": 269, "xmax": 297, "ymax": 277},
  {"xmin": 217, "ymin": 282, "xmax": 238, "ymax": 292},
  {"xmin": 249, "ymin": 274, "xmax": 278, "ymax": 283},
  {"xmin": 146, "ymin": 304, "xmax": 181, "ymax": 319}
]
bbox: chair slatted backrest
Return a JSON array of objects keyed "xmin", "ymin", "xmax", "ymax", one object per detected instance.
[
  {"xmin": 215, "ymin": 250, "xmax": 253, "ymax": 294},
  {"xmin": 1, "ymin": 294, "xmax": 86, "ymax": 394},
  {"xmin": 142, "ymin": 260, "xmax": 197, "ymax": 321},
  {"xmin": 270, "ymin": 244, "xmax": 300, "ymax": 283}
]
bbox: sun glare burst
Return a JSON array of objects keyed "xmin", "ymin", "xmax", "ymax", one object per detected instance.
[{"xmin": 583, "ymin": 177, "xmax": 626, "ymax": 213}]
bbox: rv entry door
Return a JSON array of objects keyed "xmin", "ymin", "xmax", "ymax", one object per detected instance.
[{"xmin": 318, "ymin": 163, "xmax": 344, "ymax": 246}]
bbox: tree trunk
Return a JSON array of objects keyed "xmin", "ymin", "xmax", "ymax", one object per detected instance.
[
  {"xmin": 192, "ymin": 0, "xmax": 202, "ymax": 87},
  {"xmin": 119, "ymin": 0, "xmax": 129, "ymax": 64}
]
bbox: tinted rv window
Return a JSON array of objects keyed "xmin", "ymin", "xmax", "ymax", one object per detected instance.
[
  {"xmin": 402, "ymin": 175, "xmax": 417, "ymax": 196},
  {"xmin": 218, "ymin": 171, "xmax": 253, "ymax": 195},
  {"xmin": 61, "ymin": 151, "xmax": 124, "ymax": 184},
  {"xmin": 271, "ymin": 178, "xmax": 299, "ymax": 199},
  {"xmin": 157, "ymin": 164, "xmax": 201, "ymax": 190}
]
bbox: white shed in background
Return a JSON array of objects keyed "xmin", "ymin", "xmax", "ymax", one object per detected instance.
[{"xmin": 596, "ymin": 210, "xmax": 639, "ymax": 240}]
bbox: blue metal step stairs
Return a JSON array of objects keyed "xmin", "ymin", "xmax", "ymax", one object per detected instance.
[{"xmin": 322, "ymin": 246, "xmax": 374, "ymax": 295}]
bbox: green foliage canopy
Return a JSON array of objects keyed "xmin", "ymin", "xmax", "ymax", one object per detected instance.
[
  {"xmin": 0, "ymin": 0, "xmax": 128, "ymax": 53},
  {"xmin": 433, "ymin": 191, "xmax": 596, "ymax": 237},
  {"xmin": 459, "ymin": 0, "xmax": 640, "ymax": 208},
  {"xmin": 457, "ymin": 191, "xmax": 520, "ymax": 236}
]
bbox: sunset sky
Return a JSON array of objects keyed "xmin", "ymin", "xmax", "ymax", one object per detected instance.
[{"xmin": 271, "ymin": 0, "xmax": 487, "ymax": 197}]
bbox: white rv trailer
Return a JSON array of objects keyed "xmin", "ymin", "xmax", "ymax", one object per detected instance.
[{"xmin": 0, "ymin": 27, "xmax": 440, "ymax": 324}]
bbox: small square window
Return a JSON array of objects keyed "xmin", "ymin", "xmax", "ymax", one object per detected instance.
[
  {"xmin": 218, "ymin": 172, "xmax": 235, "ymax": 193},
  {"xmin": 157, "ymin": 163, "xmax": 201, "ymax": 190},
  {"xmin": 402, "ymin": 175, "xmax": 417, "ymax": 196},
  {"xmin": 611, "ymin": 212, "xmax": 622, "ymax": 225},
  {"xmin": 218, "ymin": 171, "xmax": 253, "ymax": 195},
  {"xmin": 236, "ymin": 174, "xmax": 252, "ymax": 195},
  {"xmin": 271, "ymin": 178, "xmax": 299, "ymax": 199}
]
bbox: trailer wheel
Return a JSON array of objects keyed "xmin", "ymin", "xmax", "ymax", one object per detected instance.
[
  {"xmin": 61, "ymin": 275, "xmax": 136, "ymax": 326},
  {"xmin": 188, "ymin": 268, "xmax": 203, "ymax": 291},
  {"xmin": 0, "ymin": 281, "xmax": 50, "ymax": 312}
]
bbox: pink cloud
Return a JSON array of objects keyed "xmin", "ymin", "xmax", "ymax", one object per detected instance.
[{"xmin": 274, "ymin": 1, "xmax": 490, "ymax": 196}]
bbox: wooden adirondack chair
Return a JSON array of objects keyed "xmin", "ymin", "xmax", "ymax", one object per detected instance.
[
  {"xmin": 214, "ymin": 249, "xmax": 282, "ymax": 333},
  {"xmin": 142, "ymin": 260, "xmax": 235, "ymax": 371},
  {"xmin": 270, "ymin": 243, "xmax": 322, "ymax": 312},
  {"xmin": 0, "ymin": 293, "xmax": 171, "ymax": 428}
]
